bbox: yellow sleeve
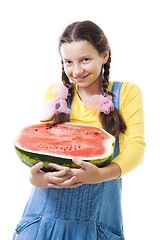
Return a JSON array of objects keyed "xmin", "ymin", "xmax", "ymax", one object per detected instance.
[
  {"xmin": 112, "ymin": 82, "xmax": 146, "ymax": 176},
  {"xmin": 43, "ymin": 84, "xmax": 58, "ymax": 101}
]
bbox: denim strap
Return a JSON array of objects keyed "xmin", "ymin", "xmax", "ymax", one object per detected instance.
[
  {"xmin": 111, "ymin": 81, "xmax": 123, "ymax": 109},
  {"xmin": 67, "ymin": 83, "xmax": 74, "ymax": 122},
  {"xmin": 111, "ymin": 81, "xmax": 124, "ymax": 159}
]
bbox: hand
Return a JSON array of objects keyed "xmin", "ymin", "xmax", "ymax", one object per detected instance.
[
  {"xmin": 29, "ymin": 162, "xmax": 75, "ymax": 189},
  {"xmin": 47, "ymin": 159, "xmax": 102, "ymax": 188},
  {"xmin": 70, "ymin": 159, "xmax": 122, "ymax": 184},
  {"xmin": 47, "ymin": 163, "xmax": 82, "ymax": 189},
  {"xmin": 68, "ymin": 158, "xmax": 102, "ymax": 185}
]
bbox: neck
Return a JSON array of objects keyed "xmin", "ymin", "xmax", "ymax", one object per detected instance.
[{"xmin": 78, "ymin": 77, "xmax": 102, "ymax": 102}]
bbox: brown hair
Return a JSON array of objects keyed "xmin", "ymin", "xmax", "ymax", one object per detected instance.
[{"xmin": 47, "ymin": 21, "xmax": 126, "ymax": 136}]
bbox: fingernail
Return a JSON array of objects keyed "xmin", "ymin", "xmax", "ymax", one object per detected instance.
[
  {"xmin": 73, "ymin": 158, "xmax": 78, "ymax": 162},
  {"xmin": 72, "ymin": 176, "xmax": 76, "ymax": 181}
]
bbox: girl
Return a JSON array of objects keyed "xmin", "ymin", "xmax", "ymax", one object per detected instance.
[{"xmin": 13, "ymin": 21, "xmax": 145, "ymax": 239}]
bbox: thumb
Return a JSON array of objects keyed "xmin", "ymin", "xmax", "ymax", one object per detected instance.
[
  {"xmin": 72, "ymin": 158, "xmax": 89, "ymax": 169},
  {"xmin": 30, "ymin": 162, "xmax": 44, "ymax": 174}
]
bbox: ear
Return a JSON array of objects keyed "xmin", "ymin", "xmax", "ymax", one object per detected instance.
[{"xmin": 102, "ymin": 52, "xmax": 109, "ymax": 64}]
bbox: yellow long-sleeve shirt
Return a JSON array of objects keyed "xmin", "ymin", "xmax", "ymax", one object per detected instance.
[{"xmin": 44, "ymin": 81, "xmax": 145, "ymax": 176}]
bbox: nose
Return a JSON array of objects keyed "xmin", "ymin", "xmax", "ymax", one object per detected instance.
[{"xmin": 73, "ymin": 63, "xmax": 84, "ymax": 77}]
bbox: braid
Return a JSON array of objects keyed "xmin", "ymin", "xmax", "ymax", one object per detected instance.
[
  {"xmin": 61, "ymin": 65, "xmax": 74, "ymax": 103},
  {"xmin": 100, "ymin": 50, "xmax": 127, "ymax": 136},
  {"xmin": 102, "ymin": 50, "xmax": 111, "ymax": 96}
]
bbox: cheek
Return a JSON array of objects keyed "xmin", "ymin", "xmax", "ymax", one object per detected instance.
[
  {"xmin": 64, "ymin": 67, "xmax": 71, "ymax": 77},
  {"xmin": 91, "ymin": 63, "xmax": 103, "ymax": 76},
  {"xmin": 89, "ymin": 60, "xmax": 103, "ymax": 73},
  {"xmin": 96, "ymin": 61, "xmax": 104, "ymax": 75},
  {"xmin": 85, "ymin": 63, "xmax": 96, "ymax": 73}
]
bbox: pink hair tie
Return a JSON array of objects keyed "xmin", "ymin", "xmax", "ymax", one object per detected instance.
[
  {"xmin": 40, "ymin": 83, "xmax": 71, "ymax": 121},
  {"xmin": 84, "ymin": 94, "xmax": 114, "ymax": 115}
]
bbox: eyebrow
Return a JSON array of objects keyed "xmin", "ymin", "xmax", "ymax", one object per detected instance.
[{"xmin": 63, "ymin": 55, "xmax": 92, "ymax": 61}]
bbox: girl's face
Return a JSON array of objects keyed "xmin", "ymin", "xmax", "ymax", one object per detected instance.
[{"xmin": 60, "ymin": 41, "xmax": 108, "ymax": 89}]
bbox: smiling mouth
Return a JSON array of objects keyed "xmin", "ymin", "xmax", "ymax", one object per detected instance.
[{"xmin": 74, "ymin": 74, "xmax": 90, "ymax": 81}]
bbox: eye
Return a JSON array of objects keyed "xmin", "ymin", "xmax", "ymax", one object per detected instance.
[
  {"xmin": 64, "ymin": 60, "xmax": 72, "ymax": 65},
  {"xmin": 82, "ymin": 58, "xmax": 90, "ymax": 63}
]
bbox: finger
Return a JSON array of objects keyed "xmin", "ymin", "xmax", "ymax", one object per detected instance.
[
  {"xmin": 48, "ymin": 176, "xmax": 77, "ymax": 188},
  {"xmin": 48, "ymin": 163, "xmax": 67, "ymax": 171},
  {"xmin": 30, "ymin": 162, "xmax": 44, "ymax": 174},
  {"xmin": 72, "ymin": 158, "xmax": 89, "ymax": 169},
  {"xmin": 69, "ymin": 183, "xmax": 83, "ymax": 188},
  {"xmin": 47, "ymin": 174, "xmax": 71, "ymax": 184},
  {"xmin": 53, "ymin": 167, "xmax": 70, "ymax": 177}
]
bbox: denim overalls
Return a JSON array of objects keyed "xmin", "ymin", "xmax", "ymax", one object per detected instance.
[{"xmin": 13, "ymin": 82, "xmax": 125, "ymax": 240}]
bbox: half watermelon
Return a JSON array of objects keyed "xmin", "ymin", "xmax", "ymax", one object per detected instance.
[{"xmin": 14, "ymin": 123, "xmax": 115, "ymax": 171}]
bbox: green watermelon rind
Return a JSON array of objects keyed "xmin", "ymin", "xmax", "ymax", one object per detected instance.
[{"xmin": 15, "ymin": 146, "xmax": 114, "ymax": 172}]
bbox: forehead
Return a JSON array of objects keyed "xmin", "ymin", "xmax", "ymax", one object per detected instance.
[{"xmin": 60, "ymin": 40, "xmax": 99, "ymax": 59}]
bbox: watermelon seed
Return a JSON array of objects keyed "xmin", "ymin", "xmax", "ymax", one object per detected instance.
[{"xmin": 34, "ymin": 129, "xmax": 38, "ymax": 132}]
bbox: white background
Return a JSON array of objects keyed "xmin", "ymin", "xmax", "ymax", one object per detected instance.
[{"xmin": 0, "ymin": 0, "xmax": 160, "ymax": 239}]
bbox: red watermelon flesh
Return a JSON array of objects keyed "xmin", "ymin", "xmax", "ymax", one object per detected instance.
[{"xmin": 14, "ymin": 123, "xmax": 115, "ymax": 171}]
